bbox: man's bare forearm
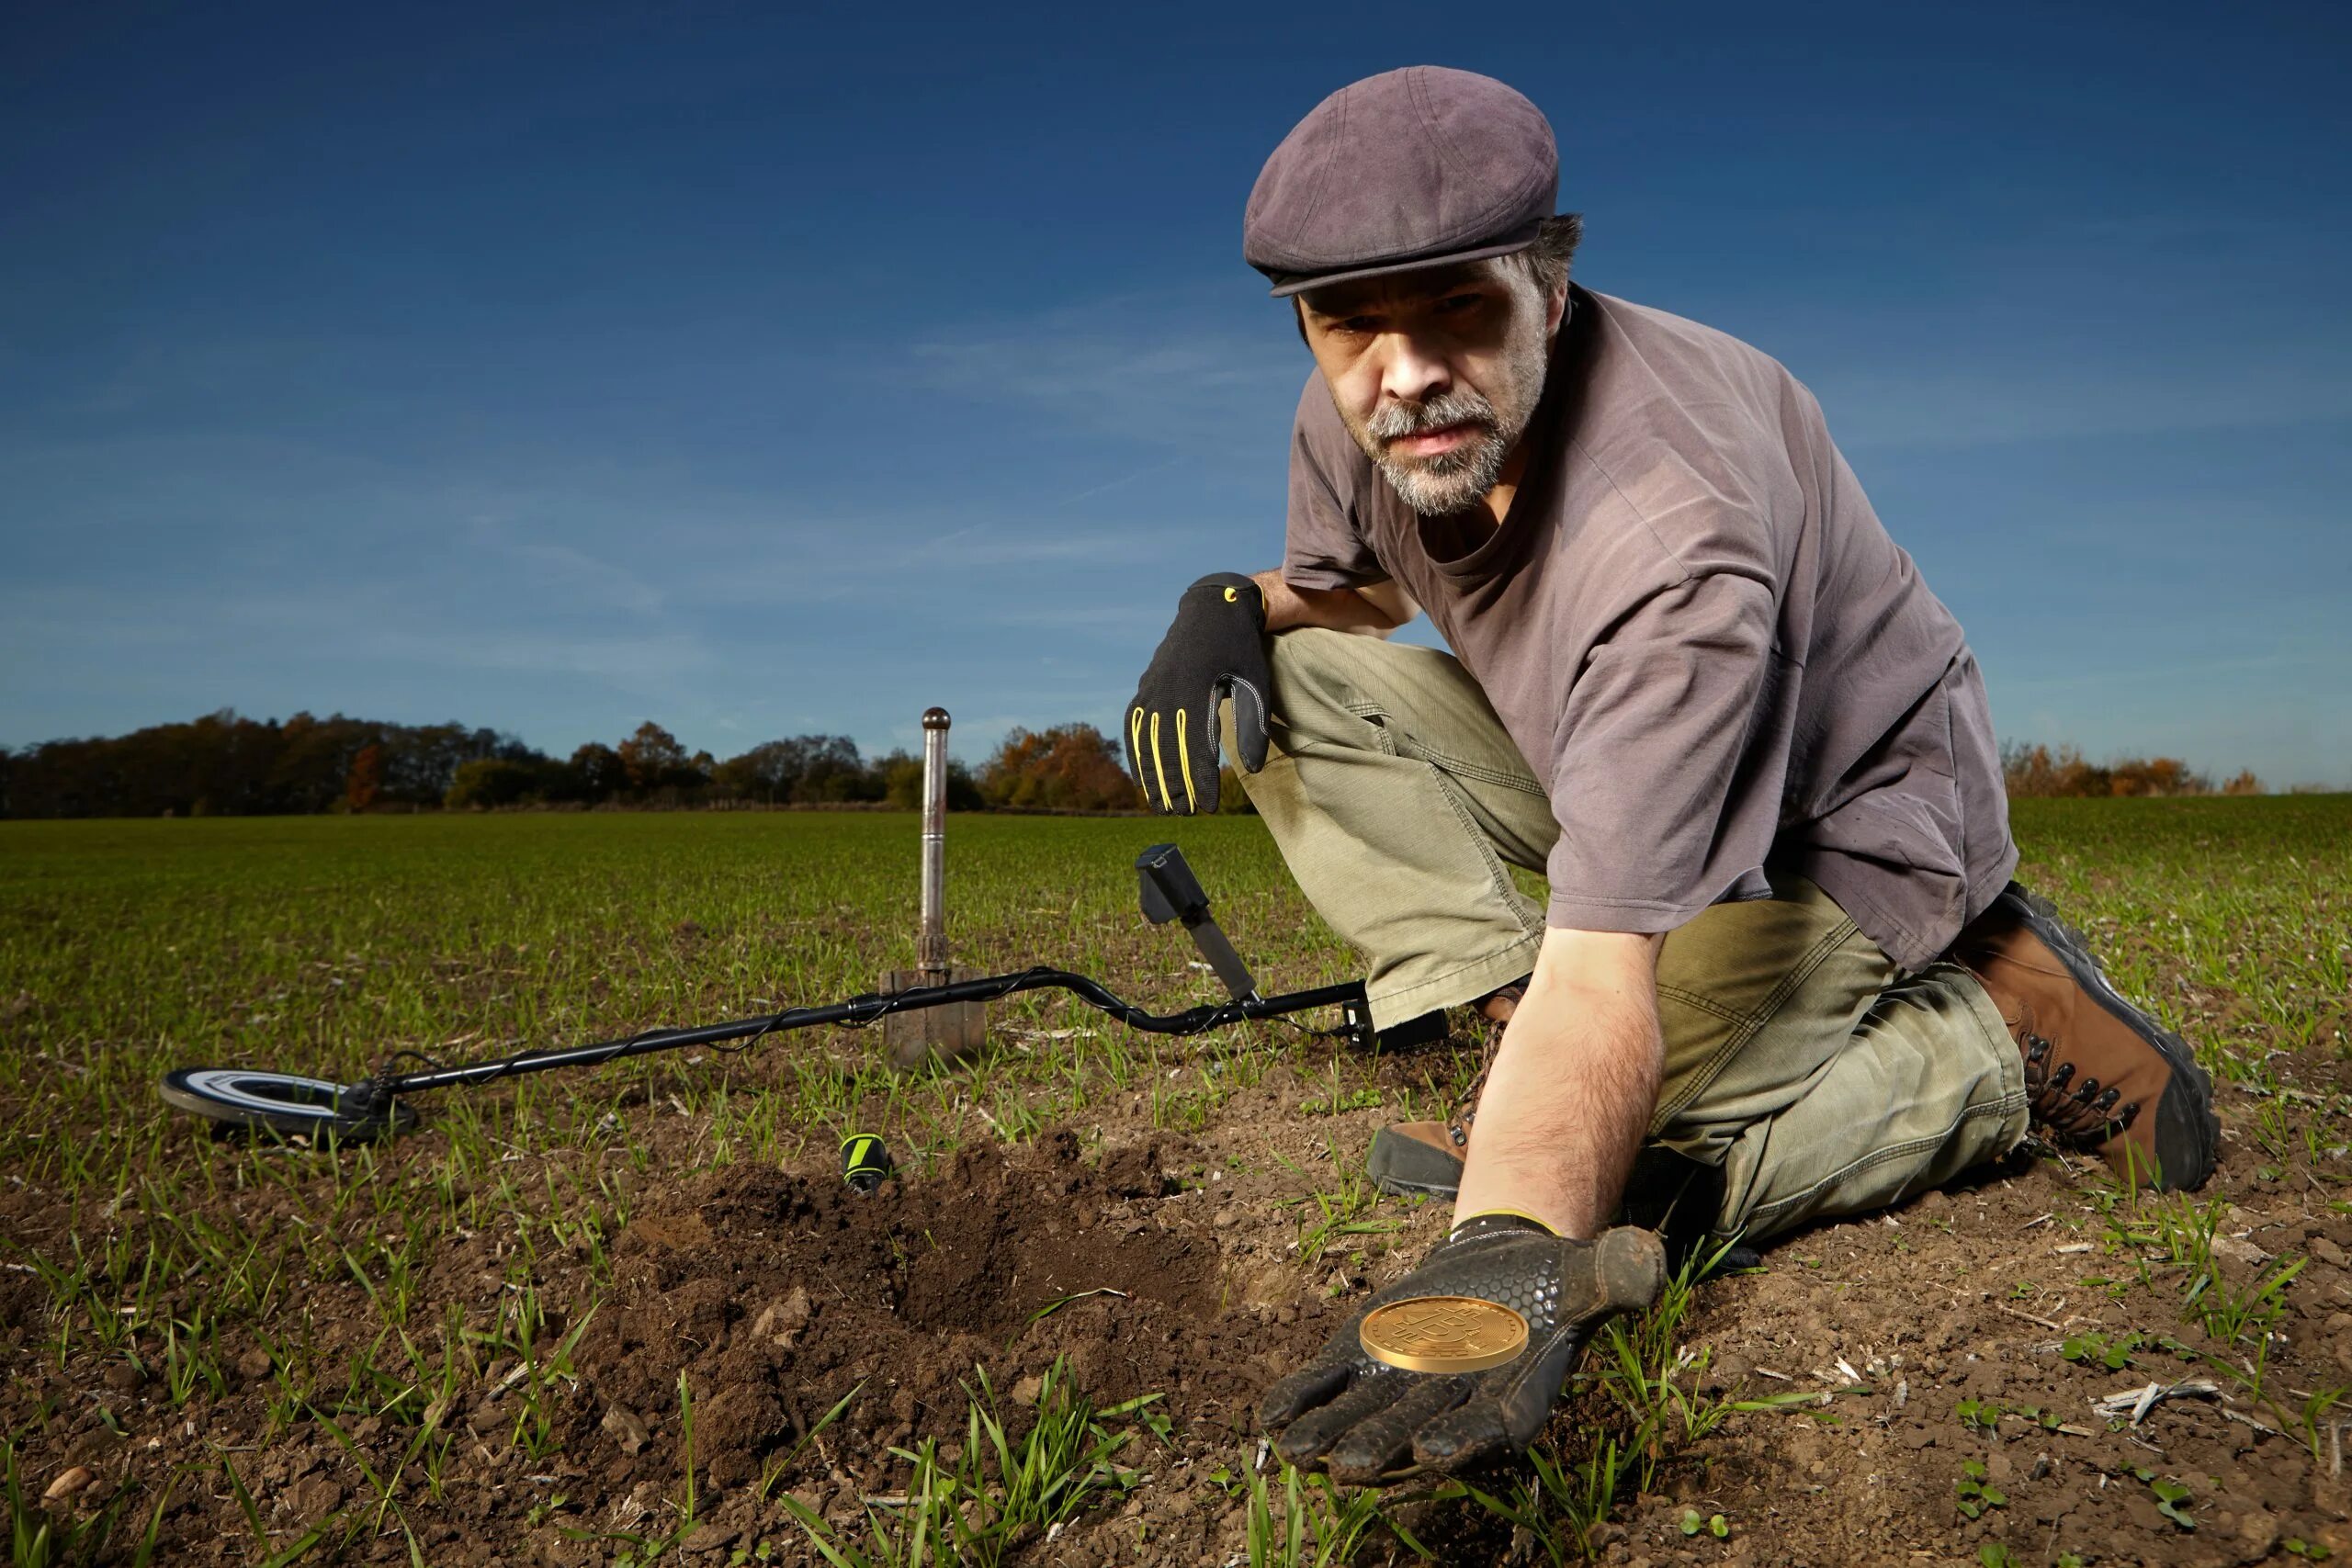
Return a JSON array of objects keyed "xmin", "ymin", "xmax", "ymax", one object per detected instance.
[
  {"xmin": 1251, "ymin": 569, "xmax": 1415, "ymax": 636},
  {"xmin": 1453, "ymin": 928, "xmax": 1666, "ymax": 1238}
]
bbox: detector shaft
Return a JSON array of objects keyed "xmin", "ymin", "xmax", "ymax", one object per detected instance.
[{"xmin": 375, "ymin": 970, "xmax": 1368, "ymax": 1097}]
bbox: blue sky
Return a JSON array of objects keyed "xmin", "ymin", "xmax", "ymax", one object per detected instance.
[{"xmin": 4, "ymin": 1, "xmax": 2347, "ymax": 786}]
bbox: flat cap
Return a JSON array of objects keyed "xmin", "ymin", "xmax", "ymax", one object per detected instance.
[{"xmin": 1244, "ymin": 66, "xmax": 1558, "ymax": 298}]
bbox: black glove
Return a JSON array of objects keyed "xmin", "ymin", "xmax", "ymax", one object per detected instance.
[
  {"xmin": 1258, "ymin": 1217, "xmax": 1665, "ymax": 1484},
  {"xmin": 1124, "ymin": 572, "xmax": 1271, "ymax": 814}
]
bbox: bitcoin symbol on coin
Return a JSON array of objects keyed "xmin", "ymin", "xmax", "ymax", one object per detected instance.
[{"xmin": 1359, "ymin": 1295, "xmax": 1529, "ymax": 1373}]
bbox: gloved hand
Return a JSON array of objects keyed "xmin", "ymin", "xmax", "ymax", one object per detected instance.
[
  {"xmin": 1125, "ymin": 572, "xmax": 1271, "ymax": 814},
  {"xmin": 1259, "ymin": 1216, "xmax": 1665, "ymax": 1483}
]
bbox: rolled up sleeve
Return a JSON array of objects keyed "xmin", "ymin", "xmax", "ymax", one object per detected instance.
[{"xmin": 1544, "ymin": 571, "xmax": 1789, "ymax": 931}]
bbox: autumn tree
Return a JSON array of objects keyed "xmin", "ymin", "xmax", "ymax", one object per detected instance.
[
  {"xmin": 616, "ymin": 722, "xmax": 689, "ymax": 793},
  {"xmin": 2104, "ymin": 756, "xmax": 2201, "ymax": 796},
  {"xmin": 2002, "ymin": 741, "xmax": 2223, "ymax": 799},
  {"xmin": 345, "ymin": 743, "xmax": 384, "ymax": 812},
  {"xmin": 978, "ymin": 725, "xmax": 1138, "ymax": 812}
]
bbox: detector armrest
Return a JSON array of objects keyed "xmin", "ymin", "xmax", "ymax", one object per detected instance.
[
  {"xmin": 1136, "ymin": 842, "xmax": 1211, "ymax": 926},
  {"xmin": 1135, "ymin": 842, "xmax": 1258, "ymax": 1001}
]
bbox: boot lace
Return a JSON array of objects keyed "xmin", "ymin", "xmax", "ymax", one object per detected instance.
[
  {"xmin": 1428, "ymin": 981, "xmax": 1532, "ymax": 1150},
  {"xmin": 2021, "ymin": 1032, "xmax": 2141, "ymax": 1145},
  {"xmin": 1437, "ymin": 1010, "xmax": 1515, "ymax": 1147}
]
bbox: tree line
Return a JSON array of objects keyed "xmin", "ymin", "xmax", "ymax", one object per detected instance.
[
  {"xmin": 2000, "ymin": 742, "xmax": 2264, "ymax": 798},
  {"xmin": 0, "ymin": 710, "xmax": 2282, "ymax": 819},
  {"xmin": 0, "ymin": 709, "xmax": 1256, "ymax": 818}
]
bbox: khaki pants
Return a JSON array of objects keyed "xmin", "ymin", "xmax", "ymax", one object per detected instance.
[{"xmin": 1230, "ymin": 627, "xmax": 2030, "ymax": 1244}]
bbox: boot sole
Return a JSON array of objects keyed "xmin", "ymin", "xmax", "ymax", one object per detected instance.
[
  {"xmin": 1366, "ymin": 1125, "xmax": 1463, "ymax": 1200},
  {"xmin": 2005, "ymin": 884, "xmax": 2221, "ymax": 1190}
]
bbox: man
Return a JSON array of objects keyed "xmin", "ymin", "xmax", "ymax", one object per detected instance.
[{"xmin": 1122, "ymin": 66, "xmax": 2220, "ymax": 1483}]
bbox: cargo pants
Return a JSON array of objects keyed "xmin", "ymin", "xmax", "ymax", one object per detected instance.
[{"xmin": 1227, "ymin": 627, "xmax": 2030, "ymax": 1245}]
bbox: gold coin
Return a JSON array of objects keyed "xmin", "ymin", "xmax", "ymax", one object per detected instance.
[{"xmin": 1359, "ymin": 1295, "xmax": 1529, "ymax": 1373}]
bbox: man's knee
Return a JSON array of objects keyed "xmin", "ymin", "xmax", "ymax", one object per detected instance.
[
  {"xmin": 1260, "ymin": 625, "xmax": 1464, "ymax": 752},
  {"xmin": 1216, "ymin": 634, "xmax": 1367, "ymax": 813},
  {"xmin": 1263, "ymin": 626, "xmax": 1376, "ymax": 724}
]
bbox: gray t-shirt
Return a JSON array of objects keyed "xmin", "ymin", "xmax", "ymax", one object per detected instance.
[{"xmin": 1283, "ymin": 286, "xmax": 2017, "ymax": 971}]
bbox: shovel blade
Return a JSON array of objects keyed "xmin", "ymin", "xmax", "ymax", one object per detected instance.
[{"xmin": 879, "ymin": 966, "xmax": 989, "ymax": 1070}]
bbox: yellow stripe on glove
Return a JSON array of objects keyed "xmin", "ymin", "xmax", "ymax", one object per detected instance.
[
  {"xmin": 1130, "ymin": 706, "xmax": 1150, "ymax": 807},
  {"xmin": 1176, "ymin": 708, "xmax": 1195, "ymax": 811},
  {"xmin": 1149, "ymin": 711, "xmax": 1171, "ymax": 811}
]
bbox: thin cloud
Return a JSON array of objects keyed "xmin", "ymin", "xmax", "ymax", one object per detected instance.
[
  {"xmin": 491, "ymin": 536, "xmax": 669, "ymax": 616},
  {"xmin": 906, "ymin": 298, "xmax": 1302, "ymax": 451},
  {"xmin": 1061, "ymin": 456, "xmax": 1191, "ymax": 505}
]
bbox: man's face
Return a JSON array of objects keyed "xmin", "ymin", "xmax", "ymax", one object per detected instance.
[{"xmin": 1298, "ymin": 259, "xmax": 1565, "ymax": 516}]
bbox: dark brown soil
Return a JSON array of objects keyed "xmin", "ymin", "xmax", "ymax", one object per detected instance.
[
  {"xmin": 11, "ymin": 1032, "xmax": 2352, "ymax": 1565},
  {"xmin": 575, "ymin": 1132, "xmax": 1312, "ymax": 1502},
  {"xmin": 1668, "ymin": 1139, "xmax": 2352, "ymax": 1568}
]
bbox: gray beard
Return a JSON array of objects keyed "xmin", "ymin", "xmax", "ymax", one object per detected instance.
[
  {"xmin": 1368, "ymin": 392, "xmax": 1515, "ymax": 516},
  {"xmin": 1356, "ymin": 344, "xmax": 1549, "ymax": 517}
]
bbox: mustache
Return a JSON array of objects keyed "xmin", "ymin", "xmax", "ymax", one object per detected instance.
[{"xmin": 1365, "ymin": 390, "xmax": 1499, "ymax": 445}]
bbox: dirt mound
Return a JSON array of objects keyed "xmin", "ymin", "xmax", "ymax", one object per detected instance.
[{"xmin": 572, "ymin": 1130, "xmax": 1326, "ymax": 1507}]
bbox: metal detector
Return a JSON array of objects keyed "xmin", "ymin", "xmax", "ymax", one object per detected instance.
[{"xmin": 156, "ymin": 841, "xmax": 1380, "ymax": 1145}]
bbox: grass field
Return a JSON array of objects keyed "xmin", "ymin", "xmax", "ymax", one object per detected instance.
[{"xmin": 3, "ymin": 798, "xmax": 2348, "ymax": 1565}]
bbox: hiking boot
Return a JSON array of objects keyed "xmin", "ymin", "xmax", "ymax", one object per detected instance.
[
  {"xmin": 1949, "ymin": 882, "xmax": 2219, "ymax": 1191},
  {"xmin": 1367, "ymin": 1114, "xmax": 1474, "ymax": 1199},
  {"xmin": 1365, "ymin": 976, "xmax": 1526, "ymax": 1200}
]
